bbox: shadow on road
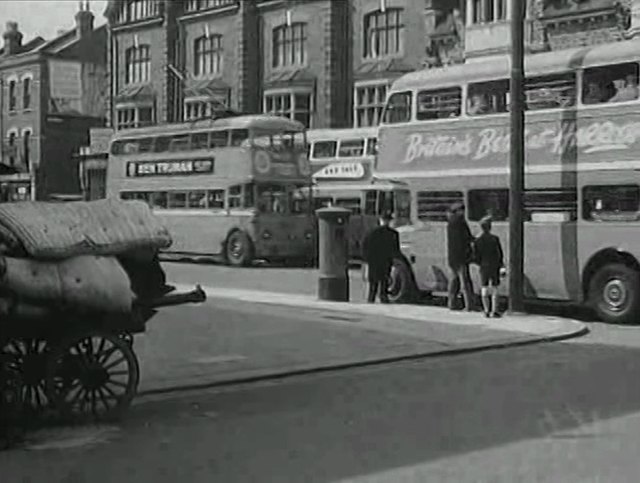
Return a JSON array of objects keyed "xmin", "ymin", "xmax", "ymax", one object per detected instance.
[{"xmin": 116, "ymin": 341, "xmax": 640, "ymax": 482}]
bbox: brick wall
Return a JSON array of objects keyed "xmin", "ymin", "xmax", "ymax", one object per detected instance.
[{"xmin": 0, "ymin": 60, "xmax": 44, "ymax": 173}]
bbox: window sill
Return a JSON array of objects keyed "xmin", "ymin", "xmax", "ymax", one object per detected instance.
[
  {"xmin": 112, "ymin": 16, "xmax": 163, "ymax": 32},
  {"xmin": 271, "ymin": 64, "xmax": 308, "ymax": 72},
  {"xmin": 362, "ymin": 53, "xmax": 403, "ymax": 62}
]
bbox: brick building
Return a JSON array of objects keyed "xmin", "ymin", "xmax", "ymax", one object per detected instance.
[
  {"xmin": 102, "ymin": 0, "xmax": 640, "ymax": 135},
  {"xmin": 0, "ymin": 2, "xmax": 108, "ymax": 201}
]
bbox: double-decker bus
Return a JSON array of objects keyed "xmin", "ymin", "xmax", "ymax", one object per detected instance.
[
  {"xmin": 308, "ymin": 178, "xmax": 411, "ymax": 258},
  {"xmin": 377, "ymin": 39, "xmax": 640, "ymax": 323},
  {"xmin": 307, "ymin": 127, "xmax": 378, "ymax": 184},
  {"xmin": 106, "ymin": 115, "xmax": 315, "ymax": 266}
]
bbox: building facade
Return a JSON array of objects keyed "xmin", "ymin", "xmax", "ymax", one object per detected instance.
[
  {"xmin": 102, "ymin": 0, "xmax": 640, "ymax": 135},
  {"xmin": 0, "ymin": 2, "xmax": 107, "ymax": 201}
]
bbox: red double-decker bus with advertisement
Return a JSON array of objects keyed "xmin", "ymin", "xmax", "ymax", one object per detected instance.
[
  {"xmin": 377, "ymin": 39, "xmax": 640, "ymax": 323},
  {"xmin": 106, "ymin": 115, "xmax": 315, "ymax": 266}
]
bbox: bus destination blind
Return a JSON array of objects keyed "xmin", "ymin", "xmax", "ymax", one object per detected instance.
[{"xmin": 126, "ymin": 159, "xmax": 214, "ymax": 177}]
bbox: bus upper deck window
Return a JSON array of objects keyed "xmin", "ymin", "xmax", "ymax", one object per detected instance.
[
  {"xmin": 154, "ymin": 136, "xmax": 171, "ymax": 153},
  {"xmin": 383, "ymin": 92, "xmax": 412, "ymax": 124},
  {"xmin": 338, "ymin": 139, "xmax": 365, "ymax": 158},
  {"xmin": 231, "ymin": 129, "xmax": 249, "ymax": 146},
  {"xmin": 526, "ymin": 73, "xmax": 576, "ymax": 110},
  {"xmin": 468, "ymin": 80, "xmax": 509, "ymax": 116},
  {"xmin": 210, "ymin": 130, "xmax": 229, "ymax": 148},
  {"xmin": 583, "ymin": 63, "xmax": 639, "ymax": 105},
  {"xmin": 192, "ymin": 132, "xmax": 209, "ymax": 150},
  {"xmin": 312, "ymin": 141, "xmax": 337, "ymax": 159},
  {"xmin": 417, "ymin": 87, "xmax": 462, "ymax": 120},
  {"xmin": 169, "ymin": 134, "xmax": 190, "ymax": 152}
]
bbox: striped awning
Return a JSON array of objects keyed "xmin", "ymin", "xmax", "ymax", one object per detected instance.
[
  {"xmin": 114, "ymin": 84, "xmax": 156, "ymax": 104},
  {"xmin": 183, "ymin": 78, "xmax": 230, "ymax": 101}
]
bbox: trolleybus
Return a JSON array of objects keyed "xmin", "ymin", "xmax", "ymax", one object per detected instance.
[{"xmin": 106, "ymin": 115, "xmax": 315, "ymax": 266}]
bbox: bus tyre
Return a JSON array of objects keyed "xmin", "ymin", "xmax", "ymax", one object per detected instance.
[
  {"xmin": 225, "ymin": 231, "xmax": 254, "ymax": 267},
  {"xmin": 388, "ymin": 259, "xmax": 415, "ymax": 304},
  {"xmin": 589, "ymin": 263, "xmax": 640, "ymax": 325}
]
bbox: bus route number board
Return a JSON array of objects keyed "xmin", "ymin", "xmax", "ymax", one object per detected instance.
[{"xmin": 126, "ymin": 159, "xmax": 214, "ymax": 177}]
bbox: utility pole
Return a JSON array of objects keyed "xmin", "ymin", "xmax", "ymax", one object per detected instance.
[{"xmin": 509, "ymin": 0, "xmax": 525, "ymax": 313}]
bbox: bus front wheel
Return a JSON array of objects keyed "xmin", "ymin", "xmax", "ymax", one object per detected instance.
[
  {"xmin": 388, "ymin": 259, "xmax": 416, "ymax": 304},
  {"xmin": 225, "ymin": 231, "xmax": 254, "ymax": 267},
  {"xmin": 589, "ymin": 263, "xmax": 640, "ymax": 324}
]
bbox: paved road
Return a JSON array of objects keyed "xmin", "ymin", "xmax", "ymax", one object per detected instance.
[
  {"xmin": 1, "ymin": 263, "xmax": 637, "ymax": 482},
  {"xmin": 3, "ymin": 334, "xmax": 640, "ymax": 482}
]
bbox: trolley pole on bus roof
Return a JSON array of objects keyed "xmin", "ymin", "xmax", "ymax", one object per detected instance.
[{"xmin": 508, "ymin": 0, "xmax": 525, "ymax": 313}]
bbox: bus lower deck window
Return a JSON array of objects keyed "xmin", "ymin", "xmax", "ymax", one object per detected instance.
[
  {"xmin": 188, "ymin": 191, "xmax": 207, "ymax": 208},
  {"xmin": 207, "ymin": 190, "xmax": 225, "ymax": 209},
  {"xmin": 583, "ymin": 185, "xmax": 640, "ymax": 221}
]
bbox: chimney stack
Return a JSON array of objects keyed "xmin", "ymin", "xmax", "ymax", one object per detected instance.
[
  {"xmin": 3, "ymin": 22, "xmax": 23, "ymax": 56},
  {"xmin": 75, "ymin": 1, "xmax": 94, "ymax": 39}
]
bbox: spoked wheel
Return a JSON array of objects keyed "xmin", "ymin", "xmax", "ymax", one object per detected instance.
[
  {"xmin": 45, "ymin": 332, "xmax": 140, "ymax": 422},
  {"xmin": 1, "ymin": 338, "xmax": 51, "ymax": 417}
]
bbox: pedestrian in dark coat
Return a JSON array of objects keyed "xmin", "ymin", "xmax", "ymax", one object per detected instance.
[
  {"xmin": 446, "ymin": 202, "xmax": 475, "ymax": 311},
  {"xmin": 362, "ymin": 212, "xmax": 400, "ymax": 303},
  {"xmin": 474, "ymin": 216, "xmax": 505, "ymax": 318}
]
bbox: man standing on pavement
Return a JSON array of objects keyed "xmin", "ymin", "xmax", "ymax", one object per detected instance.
[
  {"xmin": 447, "ymin": 202, "xmax": 475, "ymax": 311},
  {"xmin": 362, "ymin": 212, "xmax": 400, "ymax": 304}
]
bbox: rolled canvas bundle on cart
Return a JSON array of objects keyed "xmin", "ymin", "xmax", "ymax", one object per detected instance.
[
  {"xmin": 0, "ymin": 199, "xmax": 172, "ymax": 259},
  {"xmin": 0, "ymin": 255, "xmax": 134, "ymax": 313}
]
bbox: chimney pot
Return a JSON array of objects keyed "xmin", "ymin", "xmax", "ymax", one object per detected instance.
[{"xmin": 3, "ymin": 21, "xmax": 22, "ymax": 56}]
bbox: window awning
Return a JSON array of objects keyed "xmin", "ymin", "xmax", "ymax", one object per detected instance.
[
  {"xmin": 114, "ymin": 84, "xmax": 156, "ymax": 104},
  {"xmin": 354, "ymin": 58, "xmax": 414, "ymax": 81},
  {"xmin": 264, "ymin": 68, "xmax": 316, "ymax": 89},
  {"xmin": 0, "ymin": 163, "xmax": 19, "ymax": 175},
  {"xmin": 183, "ymin": 78, "xmax": 230, "ymax": 101},
  {"xmin": 542, "ymin": 0, "xmax": 617, "ymax": 20}
]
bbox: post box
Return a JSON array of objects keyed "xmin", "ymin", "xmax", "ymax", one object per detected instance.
[{"xmin": 316, "ymin": 207, "xmax": 350, "ymax": 302}]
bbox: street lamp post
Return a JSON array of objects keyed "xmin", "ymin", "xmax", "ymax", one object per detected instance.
[{"xmin": 509, "ymin": 0, "xmax": 526, "ymax": 313}]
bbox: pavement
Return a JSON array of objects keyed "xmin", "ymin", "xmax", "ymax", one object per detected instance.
[{"xmin": 124, "ymin": 262, "xmax": 589, "ymax": 395}]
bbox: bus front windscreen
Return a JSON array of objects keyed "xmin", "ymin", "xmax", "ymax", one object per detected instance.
[{"xmin": 256, "ymin": 184, "xmax": 310, "ymax": 214}]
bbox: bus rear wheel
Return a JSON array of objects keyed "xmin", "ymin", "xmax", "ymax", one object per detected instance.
[
  {"xmin": 388, "ymin": 259, "xmax": 416, "ymax": 304},
  {"xmin": 589, "ymin": 263, "xmax": 640, "ymax": 324},
  {"xmin": 225, "ymin": 231, "xmax": 254, "ymax": 267}
]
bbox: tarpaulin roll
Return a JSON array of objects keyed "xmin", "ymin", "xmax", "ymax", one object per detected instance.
[{"xmin": 0, "ymin": 255, "xmax": 134, "ymax": 313}]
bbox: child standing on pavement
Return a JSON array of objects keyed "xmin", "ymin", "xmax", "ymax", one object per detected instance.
[{"xmin": 474, "ymin": 216, "xmax": 505, "ymax": 318}]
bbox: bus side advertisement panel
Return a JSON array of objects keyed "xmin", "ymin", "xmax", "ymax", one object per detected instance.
[{"xmin": 377, "ymin": 108, "xmax": 640, "ymax": 176}]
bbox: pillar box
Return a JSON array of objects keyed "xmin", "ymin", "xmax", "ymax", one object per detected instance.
[{"xmin": 316, "ymin": 207, "xmax": 350, "ymax": 302}]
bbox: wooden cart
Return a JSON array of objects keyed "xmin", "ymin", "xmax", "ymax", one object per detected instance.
[{"xmin": 0, "ymin": 286, "xmax": 206, "ymax": 424}]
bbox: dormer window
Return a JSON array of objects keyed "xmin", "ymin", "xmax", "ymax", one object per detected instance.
[
  {"xmin": 116, "ymin": 0, "xmax": 160, "ymax": 24},
  {"xmin": 186, "ymin": 0, "xmax": 235, "ymax": 12},
  {"xmin": 470, "ymin": 0, "xmax": 507, "ymax": 24}
]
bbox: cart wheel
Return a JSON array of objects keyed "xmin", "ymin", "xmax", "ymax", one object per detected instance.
[
  {"xmin": 1, "ymin": 338, "xmax": 51, "ymax": 416},
  {"xmin": 45, "ymin": 332, "xmax": 140, "ymax": 422}
]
